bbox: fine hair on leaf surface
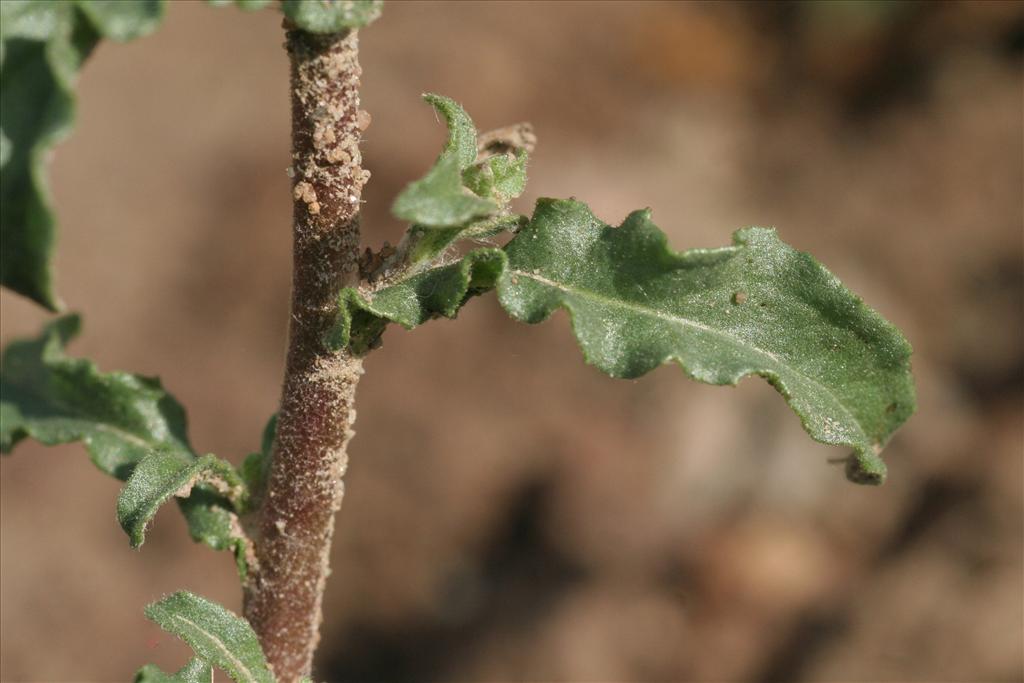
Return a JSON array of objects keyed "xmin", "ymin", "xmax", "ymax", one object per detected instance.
[
  {"xmin": 327, "ymin": 86, "xmax": 914, "ymax": 486},
  {"xmin": 141, "ymin": 591, "xmax": 274, "ymax": 683},
  {"xmin": 0, "ymin": 2, "xmax": 919, "ymax": 681},
  {"xmin": 332, "ymin": 196, "xmax": 914, "ymax": 484}
]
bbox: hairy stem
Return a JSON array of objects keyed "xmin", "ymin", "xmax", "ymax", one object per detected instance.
[{"xmin": 243, "ymin": 23, "xmax": 369, "ymax": 682}]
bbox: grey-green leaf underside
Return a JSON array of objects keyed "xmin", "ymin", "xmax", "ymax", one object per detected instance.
[
  {"xmin": 0, "ymin": 0, "xmax": 164, "ymax": 310},
  {"xmin": 332, "ymin": 198, "xmax": 915, "ymax": 484},
  {"xmin": 143, "ymin": 592, "xmax": 274, "ymax": 683},
  {"xmin": 0, "ymin": 315, "xmax": 252, "ymax": 567}
]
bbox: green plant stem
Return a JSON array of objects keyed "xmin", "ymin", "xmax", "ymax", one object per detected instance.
[{"xmin": 243, "ymin": 22, "xmax": 369, "ymax": 682}]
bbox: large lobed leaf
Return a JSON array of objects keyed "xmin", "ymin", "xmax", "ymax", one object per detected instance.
[
  {"xmin": 0, "ymin": 315, "xmax": 253, "ymax": 566},
  {"xmin": 0, "ymin": 0, "xmax": 164, "ymax": 310},
  {"xmin": 500, "ymin": 200, "xmax": 915, "ymax": 484},
  {"xmin": 332, "ymin": 198, "xmax": 915, "ymax": 484},
  {"xmin": 141, "ymin": 591, "xmax": 274, "ymax": 683}
]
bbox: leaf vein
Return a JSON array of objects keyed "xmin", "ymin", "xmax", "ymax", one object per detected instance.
[
  {"xmin": 510, "ymin": 268, "xmax": 864, "ymax": 439},
  {"xmin": 169, "ymin": 613, "xmax": 254, "ymax": 683}
]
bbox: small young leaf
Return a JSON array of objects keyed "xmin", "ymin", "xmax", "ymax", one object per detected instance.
[
  {"xmin": 391, "ymin": 153, "xmax": 497, "ymax": 228},
  {"xmin": 402, "ymin": 225, "xmax": 463, "ymax": 267},
  {"xmin": 0, "ymin": 0, "xmax": 164, "ymax": 310},
  {"xmin": 463, "ymin": 151, "xmax": 529, "ymax": 204},
  {"xmin": 117, "ymin": 450, "xmax": 246, "ymax": 548},
  {"xmin": 177, "ymin": 490, "xmax": 251, "ymax": 578},
  {"xmin": 423, "ymin": 93, "xmax": 478, "ymax": 171},
  {"xmin": 134, "ymin": 658, "xmax": 213, "ymax": 683},
  {"xmin": 281, "ymin": 0, "xmax": 382, "ymax": 33},
  {"xmin": 391, "ymin": 94, "xmax": 501, "ymax": 229},
  {"xmin": 389, "ymin": 94, "xmax": 529, "ymax": 276},
  {"xmin": 327, "ymin": 249, "xmax": 506, "ymax": 352},
  {"xmin": 364, "ymin": 248, "xmax": 505, "ymax": 327},
  {"xmin": 403, "ymin": 213, "xmax": 525, "ymax": 268},
  {"xmin": 238, "ymin": 413, "xmax": 276, "ymax": 509},
  {"xmin": 144, "ymin": 592, "xmax": 274, "ymax": 683}
]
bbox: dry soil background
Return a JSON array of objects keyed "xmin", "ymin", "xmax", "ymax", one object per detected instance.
[{"xmin": 1, "ymin": 2, "xmax": 1022, "ymax": 682}]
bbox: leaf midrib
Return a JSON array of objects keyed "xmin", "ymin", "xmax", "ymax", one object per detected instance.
[
  {"xmin": 510, "ymin": 268, "xmax": 866, "ymax": 442},
  {"xmin": 170, "ymin": 612, "xmax": 257, "ymax": 683}
]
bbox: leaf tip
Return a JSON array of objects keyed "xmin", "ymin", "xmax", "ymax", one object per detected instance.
[
  {"xmin": 49, "ymin": 312, "xmax": 82, "ymax": 345},
  {"xmin": 421, "ymin": 92, "xmax": 456, "ymax": 109},
  {"xmin": 844, "ymin": 449, "xmax": 887, "ymax": 486}
]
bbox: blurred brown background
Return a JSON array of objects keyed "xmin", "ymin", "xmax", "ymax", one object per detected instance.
[{"xmin": 2, "ymin": 1, "xmax": 1022, "ymax": 681}]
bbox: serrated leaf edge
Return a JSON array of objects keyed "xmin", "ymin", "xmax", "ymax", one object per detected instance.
[{"xmin": 504, "ymin": 246, "xmax": 886, "ymax": 480}]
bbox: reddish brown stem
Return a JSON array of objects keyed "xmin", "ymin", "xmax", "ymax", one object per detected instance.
[{"xmin": 243, "ymin": 24, "xmax": 369, "ymax": 682}]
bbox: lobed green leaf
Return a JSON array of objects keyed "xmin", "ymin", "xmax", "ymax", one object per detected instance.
[
  {"xmin": 281, "ymin": 0, "xmax": 382, "ymax": 32},
  {"xmin": 0, "ymin": 315, "xmax": 192, "ymax": 477},
  {"xmin": 498, "ymin": 199, "xmax": 915, "ymax": 483},
  {"xmin": 333, "ymin": 198, "xmax": 916, "ymax": 483},
  {"xmin": 0, "ymin": 0, "xmax": 165, "ymax": 310},
  {"xmin": 0, "ymin": 315, "xmax": 253, "ymax": 565},
  {"xmin": 134, "ymin": 658, "xmax": 213, "ymax": 683},
  {"xmin": 144, "ymin": 592, "xmax": 274, "ymax": 683}
]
